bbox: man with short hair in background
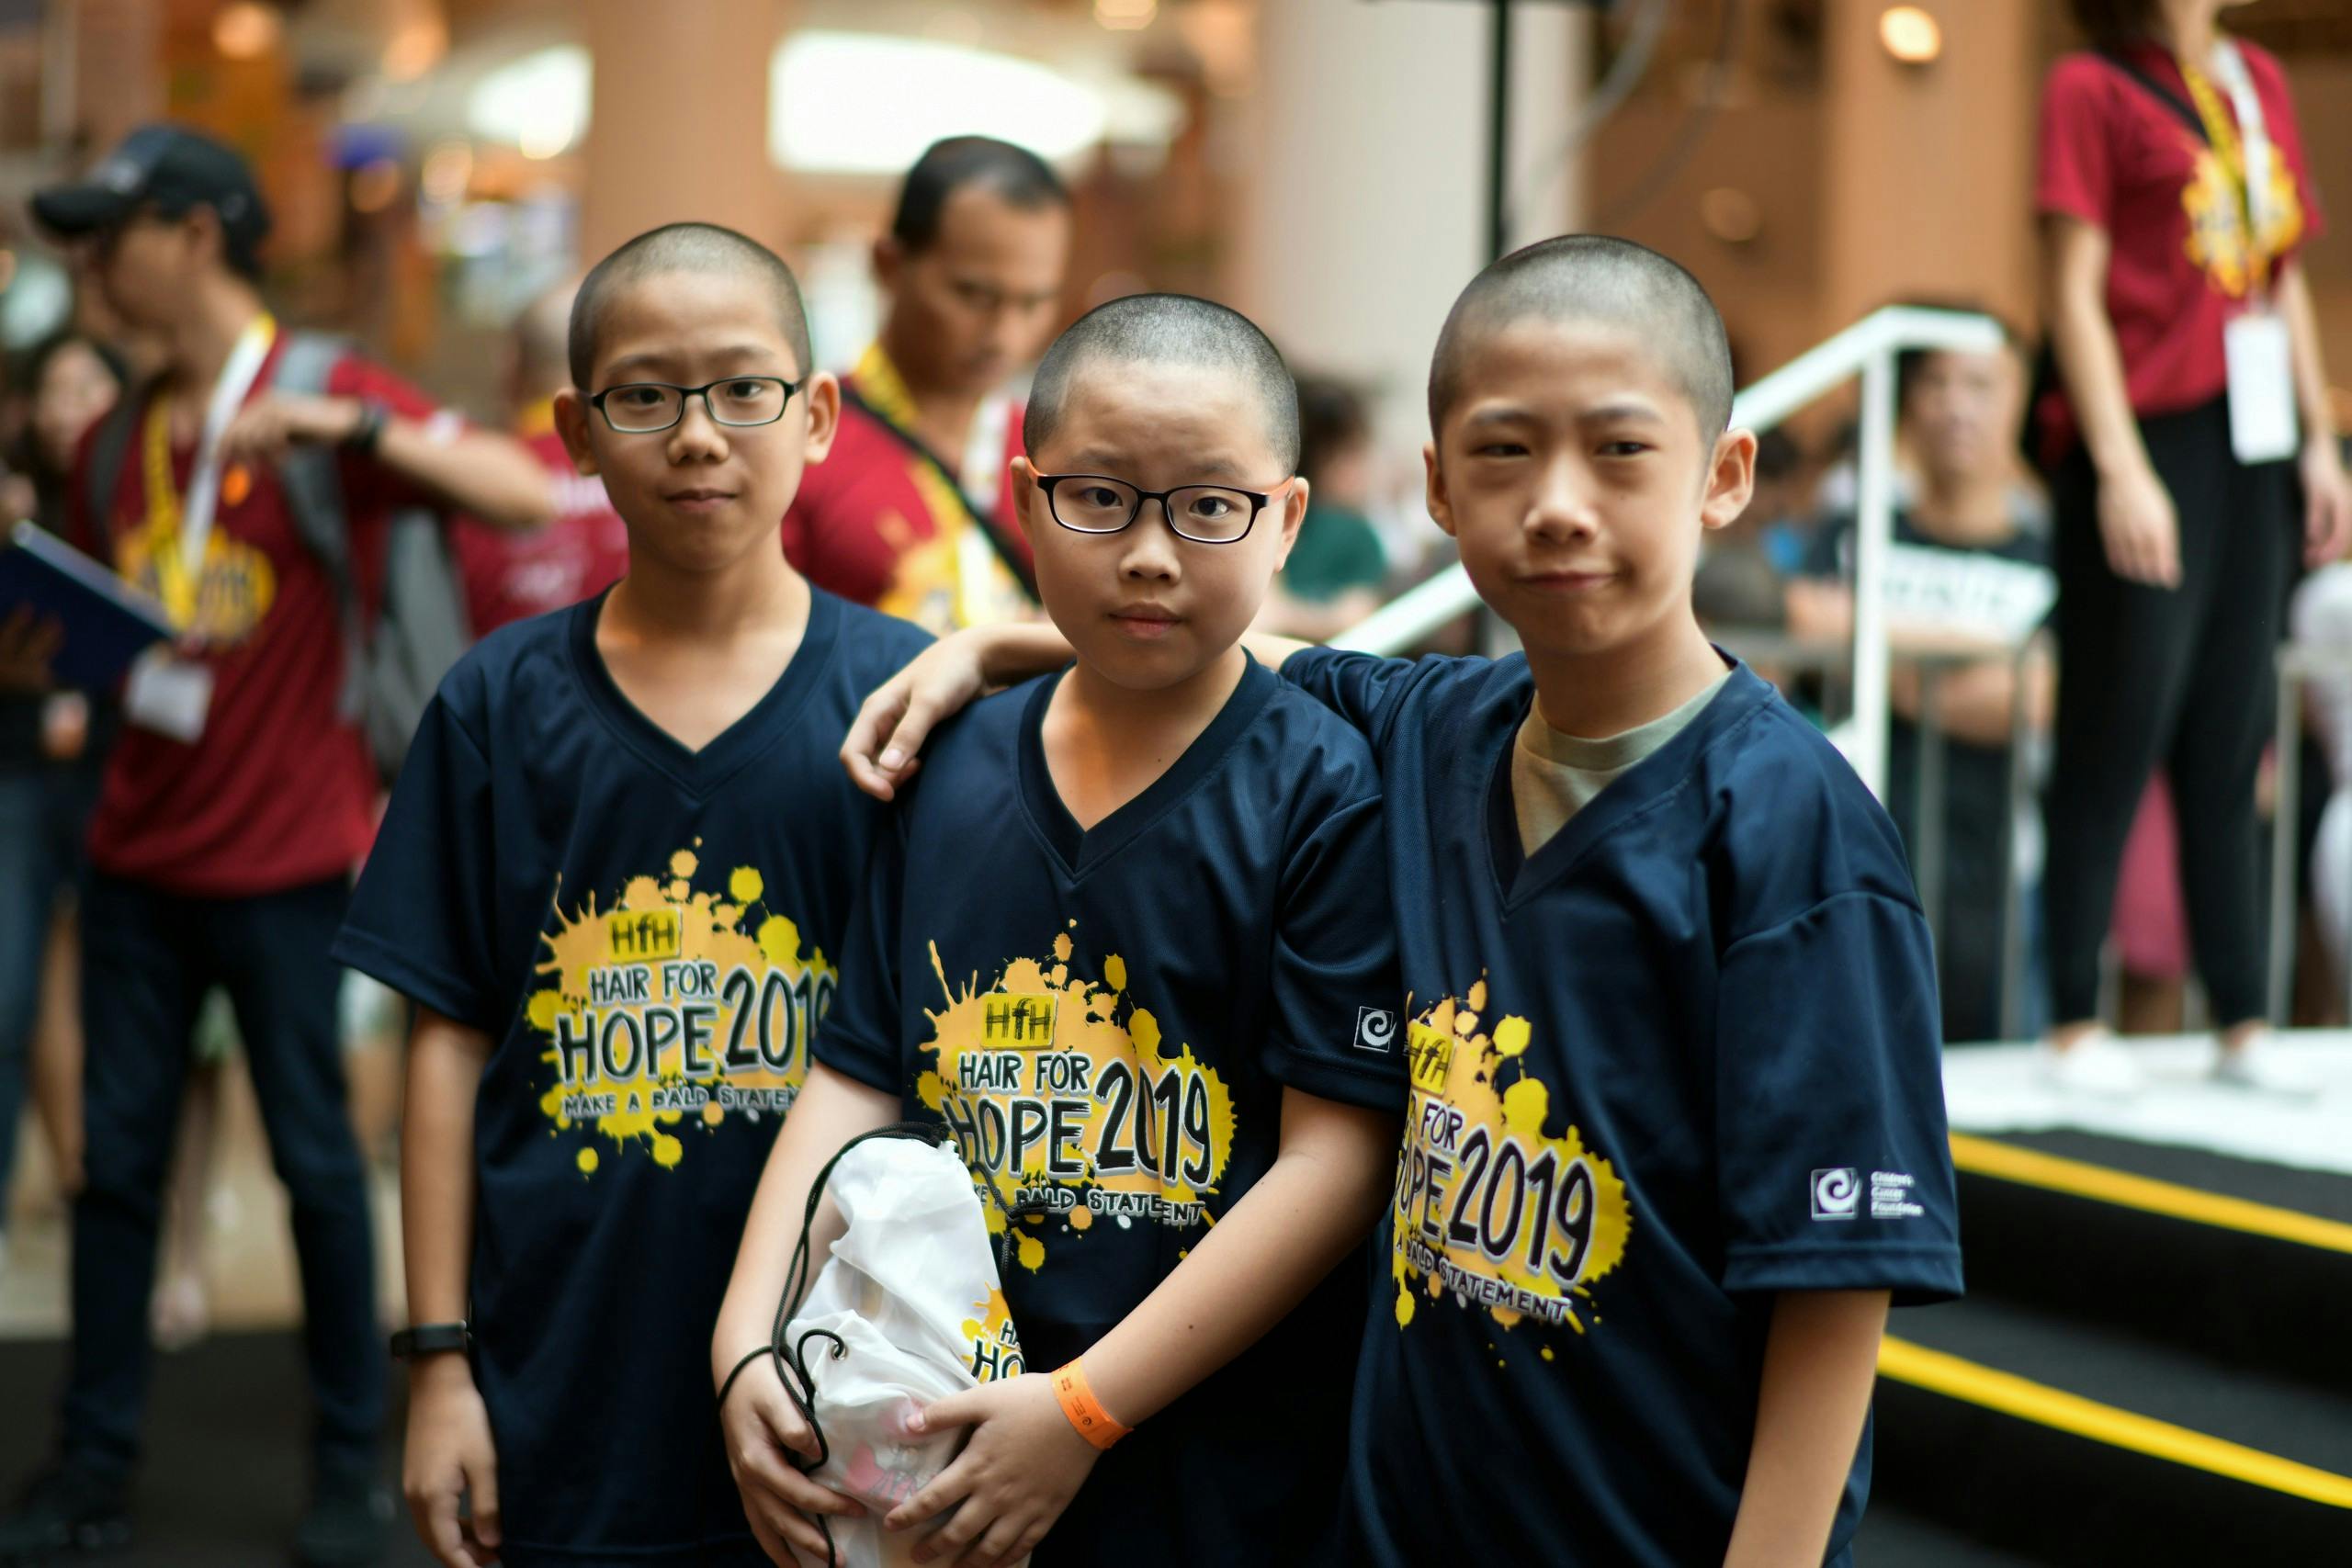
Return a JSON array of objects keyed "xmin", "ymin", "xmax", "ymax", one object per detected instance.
[{"xmin": 782, "ymin": 135, "xmax": 1072, "ymax": 634}]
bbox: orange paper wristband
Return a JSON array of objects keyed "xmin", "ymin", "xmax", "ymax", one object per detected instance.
[{"xmin": 1050, "ymin": 1359, "xmax": 1132, "ymax": 1450}]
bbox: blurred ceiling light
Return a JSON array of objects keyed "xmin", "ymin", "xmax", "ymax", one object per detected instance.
[
  {"xmin": 1095, "ymin": 0, "xmax": 1156, "ymax": 29},
  {"xmin": 350, "ymin": 158, "xmax": 403, "ymax": 214},
  {"xmin": 1879, "ymin": 6, "xmax": 1942, "ymax": 65},
  {"xmin": 212, "ymin": 2, "xmax": 282, "ymax": 62},
  {"xmin": 771, "ymin": 33, "xmax": 1107, "ymax": 174},
  {"xmin": 469, "ymin": 46, "xmax": 590, "ymax": 161}
]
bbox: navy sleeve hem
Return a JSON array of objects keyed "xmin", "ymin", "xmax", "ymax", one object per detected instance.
[
  {"xmin": 332, "ymin": 926, "xmax": 498, "ymax": 1035},
  {"xmin": 1263, "ymin": 1043, "xmax": 1411, "ymax": 1114},
  {"xmin": 1722, "ymin": 1241, "xmax": 1964, "ymax": 1303},
  {"xmin": 810, "ymin": 1031, "xmax": 902, "ymax": 1097}
]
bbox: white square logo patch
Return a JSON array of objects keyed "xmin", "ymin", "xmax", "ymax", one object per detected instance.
[
  {"xmin": 1353, "ymin": 1007, "xmax": 1398, "ymax": 1055},
  {"xmin": 1810, "ymin": 1168, "xmax": 1860, "ymax": 1221}
]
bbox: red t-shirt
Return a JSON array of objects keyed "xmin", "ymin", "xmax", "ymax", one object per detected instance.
[
  {"xmin": 77, "ymin": 344, "xmax": 445, "ymax": 897},
  {"xmin": 2034, "ymin": 40, "xmax": 2322, "ymax": 456},
  {"xmin": 451, "ymin": 426, "xmax": 628, "ymax": 634},
  {"xmin": 780, "ymin": 390, "xmax": 1031, "ymax": 636}
]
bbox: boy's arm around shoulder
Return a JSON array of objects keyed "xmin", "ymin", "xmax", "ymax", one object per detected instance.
[{"xmin": 840, "ymin": 623, "xmax": 1328, "ymax": 801}]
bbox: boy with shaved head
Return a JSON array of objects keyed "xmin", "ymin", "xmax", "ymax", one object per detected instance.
[
  {"xmin": 718, "ymin": 292, "xmax": 1405, "ymax": 1566},
  {"xmin": 850, "ymin": 237, "xmax": 1962, "ymax": 1565},
  {"xmin": 334, "ymin": 222, "xmax": 929, "ymax": 1568}
]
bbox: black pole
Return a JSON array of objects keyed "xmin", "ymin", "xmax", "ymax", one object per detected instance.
[{"xmin": 1487, "ymin": 0, "xmax": 1513, "ymax": 262}]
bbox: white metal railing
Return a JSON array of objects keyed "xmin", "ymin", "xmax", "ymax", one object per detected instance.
[{"xmin": 1332, "ymin": 304, "xmax": 2008, "ymax": 801}]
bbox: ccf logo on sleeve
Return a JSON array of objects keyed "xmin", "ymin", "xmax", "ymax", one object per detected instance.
[{"xmin": 1810, "ymin": 1168, "xmax": 1860, "ymax": 1220}]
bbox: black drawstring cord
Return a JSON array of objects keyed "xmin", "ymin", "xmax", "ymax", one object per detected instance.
[{"xmin": 724, "ymin": 1119, "xmax": 1055, "ymax": 1563}]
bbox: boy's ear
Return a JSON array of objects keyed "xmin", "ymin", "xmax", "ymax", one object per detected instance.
[
  {"xmin": 799, "ymin": 371, "xmax": 842, "ymax": 467},
  {"xmin": 871, "ymin": 235, "xmax": 903, "ymax": 294},
  {"xmin": 1010, "ymin": 456, "xmax": 1043, "ymax": 549},
  {"xmin": 1700, "ymin": 427, "xmax": 1759, "ymax": 534},
  {"xmin": 552, "ymin": 388, "xmax": 598, "ymax": 476},
  {"xmin": 1422, "ymin": 440, "xmax": 1459, "ymax": 540},
  {"xmin": 1270, "ymin": 475, "xmax": 1310, "ymax": 570}
]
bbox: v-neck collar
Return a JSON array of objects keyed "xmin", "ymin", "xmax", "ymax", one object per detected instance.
[
  {"xmin": 1485, "ymin": 656, "xmax": 1771, "ymax": 908},
  {"xmin": 1017, "ymin": 653, "xmax": 1278, "ymax": 880},
  {"xmin": 568, "ymin": 585, "xmax": 841, "ymax": 795}
]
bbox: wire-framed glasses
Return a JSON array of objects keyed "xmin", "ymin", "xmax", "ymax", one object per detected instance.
[
  {"xmin": 587, "ymin": 376, "xmax": 802, "ymax": 434},
  {"xmin": 1033, "ymin": 473, "xmax": 1286, "ymax": 545}
]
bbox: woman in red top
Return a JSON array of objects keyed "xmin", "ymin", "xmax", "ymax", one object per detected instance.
[{"xmin": 2037, "ymin": 0, "xmax": 2350, "ymax": 1095}]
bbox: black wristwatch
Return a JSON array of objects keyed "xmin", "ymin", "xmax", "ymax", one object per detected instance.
[
  {"xmin": 345, "ymin": 399, "xmax": 390, "ymax": 455},
  {"xmin": 390, "ymin": 1322, "xmax": 470, "ymax": 1361}
]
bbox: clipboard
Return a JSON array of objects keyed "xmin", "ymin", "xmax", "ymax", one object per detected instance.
[{"xmin": 0, "ymin": 519, "xmax": 175, "ymax": 689}]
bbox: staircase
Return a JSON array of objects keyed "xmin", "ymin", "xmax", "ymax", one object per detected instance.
[{"xmin": 1871, "ymin": 1126, "xmax": 2352, "ymax": 1563}]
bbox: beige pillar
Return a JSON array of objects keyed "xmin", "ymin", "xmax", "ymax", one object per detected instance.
[
  {"xmin": 578, "ymin": 0, "xmax": 787, "ymax": 262},
  {"xmin": 1234, "ymin": 0, "xmax": 1586, "ymax": 399},
  {"xmin": 1821, "ymin": 0, "xmax": 2040, "ymax": 333}
]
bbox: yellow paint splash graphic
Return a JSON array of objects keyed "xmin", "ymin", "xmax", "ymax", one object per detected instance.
[
  {"xmin": 523, "ymin": 846, "xmax": 833, "ymax": 1173},
  {"xmin": 916, "ymin": 931, "xmax": 1235, "ymax": 1272},
  {"xmin": 1391, "ymin": 987, "xmax": 1632, "ymax": 1339},
  {"xmin": 960, "ymin": 1288, "xmax": 1026, "ymax": 1382}
]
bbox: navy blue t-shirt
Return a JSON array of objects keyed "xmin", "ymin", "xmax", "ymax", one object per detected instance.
[
  {"xmin": 334, "ymin": 588, "xmax": 929, "ymax": 1567},
  {"xmin": 818, "ymin": 656, "xmax": 1407, "ymax": 1567},
  {"xmin": 1284, "ymin": 648, "xmax": 1962, "ymax": 1568}
]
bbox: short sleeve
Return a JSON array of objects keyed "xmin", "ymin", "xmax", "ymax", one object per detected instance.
[
  {"xmin": 1261, "ymin": 790, "xmax": 1408, "ymax": 1112},
  {"xmin": 810, "ymin": 807, "xmax": 910, "ymax": 1096},
  {"xmin": 332, "ymin": 691, "xmax": 503, "ymax": 1031},
  {"xmin": 1713, "ymin": 890, "xmax": 1962, "ymax": 1305},
  {"xmin": 2250, "ymin": 49, "xmax": 2325, "ymax": 247},
  {"xmin": 327, "ymin": 356, "xmax": 457, "ymax": 518},
  {"xmin": 1281, "ymin": 646, "xmax": 1425, "ymax": 749},
  {"xmin": 2037, "ymin": 57, "xmax": 2118, "ymax": 230}
]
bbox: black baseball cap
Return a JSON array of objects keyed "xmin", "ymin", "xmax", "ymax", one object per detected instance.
[{"xmin": 32, "ymin": 124, "xmax": 271, "ymax": 260}]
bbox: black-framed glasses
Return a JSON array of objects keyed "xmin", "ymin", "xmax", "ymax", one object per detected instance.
[
  {"xmin": 1034, "ymin": 473, "xmax": 1288, "ymax": 545},
  {"xmin": 586, "ymin": 376, "xmax": 801, "ymax": 434}
]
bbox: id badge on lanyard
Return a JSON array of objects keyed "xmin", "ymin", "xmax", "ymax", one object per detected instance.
[
  {"xmin": 2203, "ymin": 41, "xmax": 2299, "ymax": 464},
  {"xmin": 124, "ymin": 313, "xmax": 277, "ymax": 742}
]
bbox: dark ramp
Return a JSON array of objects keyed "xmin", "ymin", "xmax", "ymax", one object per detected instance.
[
  {"xmin": 0, "ymin": 1332, "xmax": 434, "ymax": 1568},
  {"xmin": 1871, "ymin": 1129, "xmax": 2352, "ymax": 1564}
]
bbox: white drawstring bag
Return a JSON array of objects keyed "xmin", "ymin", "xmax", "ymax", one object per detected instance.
[{"xmin": 779, "ymin": 1133, "xmax": 1028, "ymax": 1568}]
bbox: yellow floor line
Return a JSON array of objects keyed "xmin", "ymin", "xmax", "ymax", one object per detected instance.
[
  {"xmin": 1948, "ymin": 1133, "xmax": 2352, "ymax": 1255},
  {"xmin": 1880, "ymin": 1337, "xmax": 2352, "ymax": 1509}
]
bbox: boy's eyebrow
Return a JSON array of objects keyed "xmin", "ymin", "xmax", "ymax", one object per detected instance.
[
  {"xmin": 1579, "ymin": 400, "xmax": 1669, "ymax": 425},
  {"xmin": 1058, "ymin": 449, "xmax": 1253, "ymax": 482},
  {"xmin": 1462, "ymin": 400, "xmax": 1670, "ymax": 428},
  {"xmin": 599, "ymin": 344, "xmax": 787, "ymax": 381}
]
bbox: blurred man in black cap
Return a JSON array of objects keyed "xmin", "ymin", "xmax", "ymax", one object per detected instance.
[{"xmin": 0, "ymin": 123, "xmax": 549, "ymax": 1568}]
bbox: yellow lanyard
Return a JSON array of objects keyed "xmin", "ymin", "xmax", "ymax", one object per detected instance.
[
  {"xmin": 140, "ymin": 313, "xmax": 276, "ymax": 628},
  {"xmin": 2177, "ymin": 54, "xmax": 2268, "ymax": 288}
]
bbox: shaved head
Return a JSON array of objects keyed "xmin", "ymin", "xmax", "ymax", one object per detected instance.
[
  {"xmin": 513, "ymin": 279, "xmax": 577, "ymax": 396},
  {"xmin": 570, "ymin": 222, "xmax": 810, "ymax": 388},
  {"xmin": 1430, "ymin": 234, "xmax": 1733, "ymax": 440},
  {"xmin": 1025, "ymin": 293, "xmax": 1299, "ymax": 471}
]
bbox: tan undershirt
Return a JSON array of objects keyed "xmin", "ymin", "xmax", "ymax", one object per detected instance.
[{"xmin": 1512, "ymin": 671, "xmax": 1733, "ymax": 855}]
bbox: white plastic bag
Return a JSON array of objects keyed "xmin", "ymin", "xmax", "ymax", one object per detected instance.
[{"xmin": 780, "ymin": 1134, "xmax": 1027, "ymax": 1568}]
